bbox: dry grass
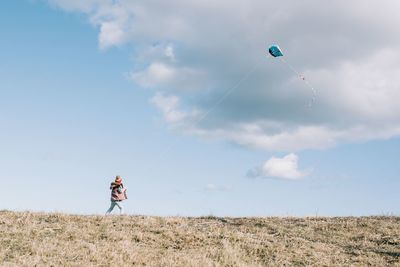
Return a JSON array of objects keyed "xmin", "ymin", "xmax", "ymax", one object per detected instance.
[{"xmin": 0, "ymin": 211, "xmax": 399, "ymax": 266}]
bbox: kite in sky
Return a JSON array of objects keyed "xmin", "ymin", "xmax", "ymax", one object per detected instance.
[{"xmin": 268, "ymin": 44, "xmax": 317, "ymax": 107}]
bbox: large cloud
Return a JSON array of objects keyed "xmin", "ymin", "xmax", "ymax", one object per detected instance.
[{"xmin": 47, "ymin": 0, "xmax": 400, "ymax": 151}]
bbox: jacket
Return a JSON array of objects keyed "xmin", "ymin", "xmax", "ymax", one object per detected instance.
[{"xmin": 110, "ymin": 183, "xmax": 128, "ymax": 201}]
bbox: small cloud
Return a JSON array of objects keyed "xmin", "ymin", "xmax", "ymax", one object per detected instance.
[
  {"xmin": 247, "ymin": 153, "xmax": 311, "ymax": 180},
  {"xmin": 150, "ymin": 93, "xmax": 187, "ymax": 123},
  {"xmin": 172, "ymin": 189, "xmax": 184, "ymax": 195},
  {"xmin": 99, "ymin": 21, "xmax": 127, "ymax": 49},
  {"xmin": 131, "ymin": 62, "xmax": 176, "ymax": 88},
  {"xmin": 204, "ymin": 183, "xmax": 232, "ymax": 192},
  {"xmin": 129, "ymin": 60, "xmax": 208, "ymax": 92}
]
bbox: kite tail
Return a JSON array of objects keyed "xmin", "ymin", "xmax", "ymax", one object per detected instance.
[{"xmin": 279, "ymin": 57, "xmax": 317, "ymax": 107}]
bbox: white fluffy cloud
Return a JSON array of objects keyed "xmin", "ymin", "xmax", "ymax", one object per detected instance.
[
  {"xmin": 150, "ymin": 93, "xmax": 187, "ymax": 124},
  {"xmin": 133, "ymin": 62, "xmax": 176, "ymax": 88},
  {"xmin": 130, "ymin": 62, "xmax": 207, "ymax": 91},
  {"xmin": 247, "ymin": 153, "xmax": 310, "ymax": 180},
  {"xmin": 47, "ymin": 0, "xmax": 400, "ymax": 152}
]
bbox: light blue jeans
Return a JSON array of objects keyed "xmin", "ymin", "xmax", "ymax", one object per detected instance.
[{"xmin": 106, "ymin": 200, "xmax": 124, "ymax": 214}]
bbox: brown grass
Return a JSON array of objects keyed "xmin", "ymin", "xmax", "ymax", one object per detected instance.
[{"xmin": 0, "ymin": 211, "xmax": 399, "ymax": 266}]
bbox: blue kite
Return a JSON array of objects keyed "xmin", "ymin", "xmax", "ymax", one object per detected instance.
[{"xmin": 268, "ymin": 44, "xmax": 283, "ymax": 57}]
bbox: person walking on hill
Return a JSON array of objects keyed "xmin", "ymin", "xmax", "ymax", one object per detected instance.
[{"xmin": 106, "ymin": 175, "xmax": 127, "ymax": 215}]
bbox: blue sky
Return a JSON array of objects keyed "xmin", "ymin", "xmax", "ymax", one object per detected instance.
[{"xmin": 0, "ymin": 0, "xmax": 399, "ymax": 216}]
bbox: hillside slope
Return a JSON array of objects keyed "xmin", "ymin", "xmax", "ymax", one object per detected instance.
[{"xmin": 0, "ymin": 211, "xmax": 399, "ymax": 266}]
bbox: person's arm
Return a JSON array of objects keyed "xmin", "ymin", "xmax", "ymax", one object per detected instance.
[{"xmin": 117, "ymin": 185, "xmax": 123, "ymax": 194}]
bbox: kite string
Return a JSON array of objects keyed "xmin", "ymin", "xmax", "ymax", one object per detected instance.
[
  {"xmin": 279, "ymin": 57, "xmax": 317, "ymax": 107},
  {"xmin": 193, "ymin": 60, "xmax": 262, "ymax": 124},
  {"xmin": 143, "ymin": 60, "xmax": 262, "ymax": 173}
]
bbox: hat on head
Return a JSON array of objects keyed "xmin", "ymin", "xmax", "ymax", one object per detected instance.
[{"xmin": 115, "ymin": 175, "xmax": 122, "ymax": 185}]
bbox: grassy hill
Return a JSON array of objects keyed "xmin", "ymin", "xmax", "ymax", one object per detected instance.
[{"xmin": 0, "ymin": 211, "xmax": 399, "ymax": 266}]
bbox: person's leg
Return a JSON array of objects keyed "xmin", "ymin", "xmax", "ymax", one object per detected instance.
[
  {"xmin": 115, "ymin": 201, "xmax": 124, "ymax": 214},
  {"xmin": 106, "ymin": 201, "xmax": 116, "ymax": 214}
]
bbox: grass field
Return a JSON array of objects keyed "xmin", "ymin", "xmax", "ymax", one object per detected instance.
[{"xmin": 0, "ymin": 211, "xmax": 399, "ymax": 266}]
